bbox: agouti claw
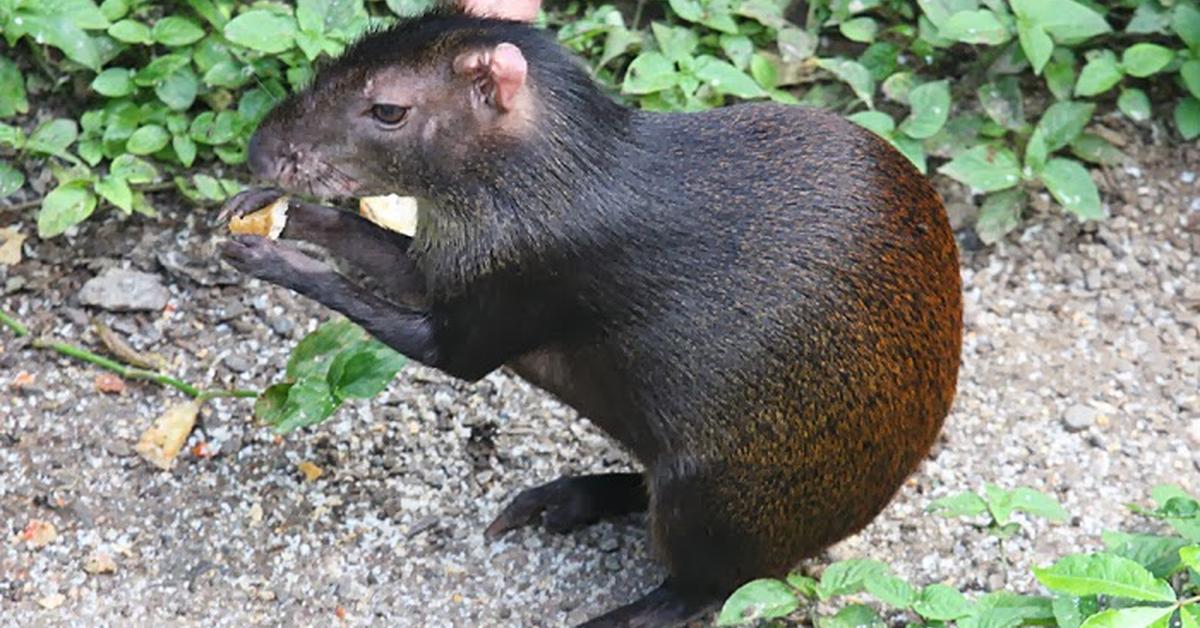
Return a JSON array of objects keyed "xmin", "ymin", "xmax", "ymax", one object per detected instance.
[
  {"xmin": 218, "ymin": 186, "xmax": 285, "ymax": 223},
  {"xmin": 485, "ymin": 474, "xmax": 647, "ymax": 539}
]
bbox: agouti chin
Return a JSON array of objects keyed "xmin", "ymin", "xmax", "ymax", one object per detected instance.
[{"xmin": 218, "ymin": 6, "xmax": 963, "ymax": 627}]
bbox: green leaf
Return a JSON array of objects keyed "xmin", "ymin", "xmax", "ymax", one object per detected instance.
[
  {"xmin": 928, "ymin": 491, "xmax": 990, "ymax": 518},
  {"xmin": 1044, "ymin": 49, "xmax": 1078, "ymax": 100},
  {"xmin": 0, "ymin": 56, "xmax": 29, "ymax": 117},
  {"xmin": 785, "ymin": 573, "xmax": 818, "ymax": 597},
  {"xmin": 848, "ymin": 111, "xmax": 896, "ymax": 138},
  {"xmin": 224, "ymin": 10, "xmax": 298, "ymax": 54},
  {"xmin": 913, "ymin": 584, "xmax": 974, "ymax": 621},
  {"xmin": 286, "ymin": 319, "xmax": 366, "ymax": 379},
  {"xmin": 27, "ymin": 119, "xmax": 79, "ymax": 159},
  {"xmin": 1033, "ymin": 553, "xmax": 1177, "ymax": 602},
  {"xmin": 1118, "ymin": 88, "xmax": 1152, "ymax": 122},
  {"xmin": 94, "ymin": 175, "xmax": 132, "ymax": 212},
  {"xmin": 1052, "ymin": 594, "xmax": 1101, "ymax": 628},
  {"xmin": 1034, "ymin": 101, "xmax": 1095, "ymax": 152},
  {"xmin": 100, "ymin": 0, "xmax": 129, "ymax": 21},
  {"xmin": 327, "ymin": 342, "xmax": 407, "ymax": 400},
  {"xmin": 622, "ymin": 52, "xmax": 677, "ymax": 95},
  {"xmin": 651, "ymin": 23, "xmax": 698, "ymax": 65},
  {"xmin": 38, "ymin": 181, "xmax": 97, "ymax": 238},
  {"xmin": 173, "ymin": 135, "xmax": 197, "ymax": 168},
  {"xmin": 91, "ymin": 68, "xmax": 134, "ymax": 97},
  {"xmin": 977, "ymin": 189, "xmax": 1025, "ymax": 245},
  {"xmin": 152, "ymin": 16, "xmax": 205, "ymax": 46},
  {"xmin": 716, "ymin": 579, "xmax": 800, "ymax": 626},
  {"xmin": 939, "ymin": 9, "xmax": 1010, "ymax": 45},
  {"xmin": 817, "ymin": 604, "xmax": 885, "ymax": 628},
  {"xmin": 1174, "ymin": 3, "xmax": 1200, "ymax": 53},
  {"xmin": 108, "ymin": 19, "xmax": 153, "ymax": 44},
  {"xmin": 1075, "ymin": 50, "xmax": 1123, "ymax": 97},
  {"xmin": 109, "ymin": 154, "xmax": 157, "ymax": 184},
  {"xmin": 667, "ymin": 0, "xmax": 702, "ymax": 22},
  {"xmin": 263, "ymin": 377, "xmax": 339, "ymax": 433},
  {"xmin": 1041, "ymin": 158, "xmax": 1102, "ymax": 220},
  {"xmin": 134, "ymin": 53, "xmax": 190, "ymax": 86},
  {"xmin": 1183, "ymin": 606, "xmax": 1200, "ymax": 628},
  {"xmin": 816, "ymin": 58, "xmax": 874, "ymax": 108},
  {"xmin": 1103, "ymin": 531, "xmax": 1191, "ymax": 578},
  {"xmin": 1010, "ymin": 0, "xmax": 1111, "ymax": 43},
  {"xmin": 1008, "ymin": 487, "xmax": 1069, "ymax": 522},
  {"xmin": 1016, "ymin": 18, "xmax": 1054, "ymax": 74},
  {"xmin": 1182, "ymin": 61, "xmax": 1200, "ymax": 100},
  {"xmin": 192, "ymin": 174, "xmax": 225, "ymax": 201},
  {"xmin": 816, "ymin": 559, "xmax": 888, "ymax": 600},
  {"xmin": 20, "ymin": 14, "xmax": 102, "ymax": 70},
  {"xmin": 1120, "ymin": 43, "xmax": 1175, "ymax": 78},
  {"xmin": 978, "ymin": 77, "xmax": 1025, "ymax": 130},
  {"xmin": 969, "ymin": 592, "xmax": 1056, "ymax": 627},
  {"xmin": 840, "ymin": 17, "xmax": 878, "ymax": 43},
  {"xmin": 1182, "ymin": 545, "xmax": 1200, "ymax": 571},
  {"xmin": 900, "ymin": 80, "xmax": 951, "ymax": 139},
  {"xmin": 750, "ymin": 54, "xmax": 778, "ymax": 90},
  {"xmin": 1175, "ymin": 97, "xmax": 1200, "ymax": 141},
  {"xmin": 718, "ymin": 34, "xmax": 754, "ymax": 70},
  {"xmin": 156, "ymin": 69, "xmax": 198, "ymax": 111},
  {"xmin": 693, "ymin": 56, "xmax": 767, "ymax": 99},
  {"xmin": 777, "ymin": 27, "xmax": 817, "ymax": 62},
  {"xmin": 0, "ymin": 162, "xmax": 25, "ymax": 198},
  {"xmin": 1079, "ymin": 607, "xmax": 1175, "ymax": 628},
  {"xmin": 1071, "ymin": 134, "xmax": 1128, "ymax": 167},
  {"xmin": 863, "ymin": 572, "xmax": 915, "ymax": 608},
  {"xmin": 0, "ymin": 123, "xmax": 25, "ymax": 151},
  {"xmin": 890, "ymin": 135, "xmax": 927, "ymax": 174},
  {"xmin": 126, "ymin": 125, "xmax": 170, "ymax": 155},
  {"xmin": 939, "ymin": 145, "xmax": 1021, "ymax": 193}
]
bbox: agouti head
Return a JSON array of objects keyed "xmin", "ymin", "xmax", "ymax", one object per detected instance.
[{"xmin": 247, "ymin": 9, "xmax": 631, "ymax": 204}]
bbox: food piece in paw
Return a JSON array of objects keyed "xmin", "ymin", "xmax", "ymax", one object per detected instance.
[
  {"xmin": 359, "ymin": 194, "xmax": 419, "ymax": 236},
  {"xmin": 228, "ymin": 196, "xmax": 289, "ymax": 239}
]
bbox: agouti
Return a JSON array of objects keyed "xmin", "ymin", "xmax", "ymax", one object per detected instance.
[{"xmin": 219, "ymin": 7, "xmax": 963, "ymax": 627}]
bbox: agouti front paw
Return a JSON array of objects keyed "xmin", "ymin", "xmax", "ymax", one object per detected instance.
[
  {"xmin": 218, "ymin": 186, "xmax": 285, "ymax": 223},
  {"xmin": 219, "ymin": 234, "xmax": 328, "ymax": 287}
]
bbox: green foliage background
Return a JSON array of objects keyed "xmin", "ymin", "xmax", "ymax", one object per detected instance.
[{"xmin": 0, "ymin": 0, "xmax": 1198, "ymax": 244}]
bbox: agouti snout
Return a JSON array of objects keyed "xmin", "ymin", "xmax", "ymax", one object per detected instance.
[{"xmin": 219, "ymin": 7, "xmax": 963, "ymax": 627}]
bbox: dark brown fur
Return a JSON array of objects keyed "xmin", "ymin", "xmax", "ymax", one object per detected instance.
[{"xmin": 219, "ymin": 9, "xmax": 962, "ymax": 627}]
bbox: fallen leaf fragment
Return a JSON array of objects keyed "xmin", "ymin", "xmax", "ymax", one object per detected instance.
[
  {"xmin": 94, "ymin": 373, "xmax": 125, "ymax": 394},
  {"xmin": 0, "ymin": 226, "xmax": 26, "ymax": 266},
  {"xmin": 11, "ymin": 371, "xmax": 35, "ymax": 388},
  {"xmin": 297, "ymin": 461, "xmax": 323, "ymax": 482},
  {"xmin": 135, "ymin": 399, "xmax": 203, "ymax": 471},
  {"xmin": 22, "ymin": 520, "xmax": 57, "ymax": 548},
  {"xmin": 82, "ymin": 551, "xmax": 117, "ymax": 575},
  {"xmin": 93, "ymin": 321, "xmax": 169, "ymax": 370},
  {"xmin": 247, "ymin": 503, "xmax": 264, "ymax": 526},
  {"xmin": 37, "ymin": 593, "xmax": 65, "ymax": 609}
]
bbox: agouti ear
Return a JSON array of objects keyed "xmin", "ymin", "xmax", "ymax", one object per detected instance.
[{"xmin": 453, "ymin": 43, "xmax": 528, "ymax": 113}]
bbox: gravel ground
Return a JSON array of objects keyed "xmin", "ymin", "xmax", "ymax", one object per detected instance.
[{"xmin": 1, "ymin": 127, "xmax": 1198, "ymax": 627}]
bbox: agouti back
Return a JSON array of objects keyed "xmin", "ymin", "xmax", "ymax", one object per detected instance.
[{"xmin": 220, "ymin": 7, "xmax": 963, "ymax": 627}]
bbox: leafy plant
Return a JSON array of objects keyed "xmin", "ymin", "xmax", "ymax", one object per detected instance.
[
  {"xmin": 718, "ymin": 484, "xmax": 1200, "ymax": 627},
  {"xmin": 254, "ymin": 318, "xmax": 408, "ymax": 433},
  {"xmin": 928, "ymin": 483, "xmax": 1068, "ymax": 539}
]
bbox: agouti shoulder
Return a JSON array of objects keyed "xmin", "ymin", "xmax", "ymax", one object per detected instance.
[{"xmin": 223, "ymin": 9, "xmax": 962, "ymax": 628}]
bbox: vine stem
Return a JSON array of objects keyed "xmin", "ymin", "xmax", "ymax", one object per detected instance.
[{"xmin": 1, "ymin": 308, "xmax": 257, "ymax": 401}]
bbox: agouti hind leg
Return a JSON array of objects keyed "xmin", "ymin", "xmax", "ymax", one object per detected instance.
[{"xmin": 485, "ymin": 473, "xmax": 647, "ymax": 538}]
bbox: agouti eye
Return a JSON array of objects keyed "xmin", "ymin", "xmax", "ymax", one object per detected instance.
[{"xmin": 370, "ymin": 104, "xmax": 409, "ymax": 128}]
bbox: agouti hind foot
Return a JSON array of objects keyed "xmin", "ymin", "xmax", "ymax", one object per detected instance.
[
  {"xmin": 575, "ymin": 581, "xmax": 716, "ymax": 628},
  {"xmin": 484, "ymin": 472, "xmax": 647, "ymax": 538}
]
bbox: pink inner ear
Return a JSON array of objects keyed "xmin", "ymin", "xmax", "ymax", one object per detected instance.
[
  {"xmin": 454, "ymin": 43, "xmax": 527, "ymax": 113},
  {"xmin": 488, "ymin": 43, "xmax": 528, "ymax": 113}
]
